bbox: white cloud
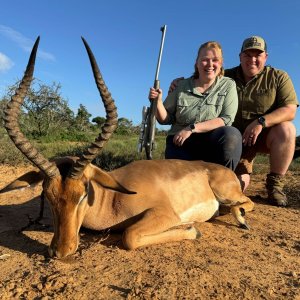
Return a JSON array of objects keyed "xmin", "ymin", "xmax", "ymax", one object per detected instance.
[
  {"xmin": 0, "ymin": 25, "xmax": 55, "ymax": 61},
  {"xmin": 0, "ymin": 52, "xmax": 14, "ymax": 72}
]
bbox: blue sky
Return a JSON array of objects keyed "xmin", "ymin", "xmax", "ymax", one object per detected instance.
[{"xmin": 0, "ymin": 0, "xmax": 299, "ymax": 134}]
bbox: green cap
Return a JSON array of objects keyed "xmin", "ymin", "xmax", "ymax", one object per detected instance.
[{"xmin": 241, "ymin": 36, "xmax": 267, "ymax": 52}]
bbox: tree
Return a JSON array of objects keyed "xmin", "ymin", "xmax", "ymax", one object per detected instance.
[
  {"xmin": 2, "ymin": 79, "xmax": 74, "ymax": 137},
  {"xmin": 74, "ymin": 104, "xmax": 92, "ymax": 132},
  {"xmin": 116, "ymin": 117, "xmax": 134, "ymax": 135},
  {"xmin": 92, "ymin": 116, "xmax": 106, "ymax": 128}
]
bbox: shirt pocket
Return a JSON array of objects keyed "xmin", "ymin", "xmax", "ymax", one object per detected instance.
[
  {"xmin": 252, "ymin": 89, "xmax": 275, "ymax": 114},
  {"xmin": 176, "ymin": 94, "xmax": 200, "ymax": 125},
  {"xmin": 204, "ymin": 92, "xmax": 226, "ymax": 117}
]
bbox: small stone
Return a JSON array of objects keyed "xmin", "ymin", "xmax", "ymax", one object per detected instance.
[
  {"xmin": 291, "ymin": 271, "xmax": 297, "ymax": 278},
  {"xmin": 68, "ymin": 276, "xmax": 74, "ymax": 283},
  {"xmin": 7, "ymin": 282, "xmax": 16, "ymax": 290},
  {"xmin": 44, "ymin": 282, "xmax": 52, "ymax": 290}
]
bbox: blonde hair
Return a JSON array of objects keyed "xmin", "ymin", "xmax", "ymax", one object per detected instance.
[{"xmin": 193, "ymin": 41, "xmax": 224, "ymax": 79}]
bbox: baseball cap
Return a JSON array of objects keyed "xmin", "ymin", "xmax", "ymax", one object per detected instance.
[{"xmin": 241, "ymin": 36, "xmax": 267, "ymax": 52}]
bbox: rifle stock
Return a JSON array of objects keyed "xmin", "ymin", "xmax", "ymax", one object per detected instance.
[
  {"xmin": 137, "ymin": 106, "xmax": 149, "ymax": 153},
  {"xmin": 138, "ymin": 26, "xmax": 166, "ymax": 159}
]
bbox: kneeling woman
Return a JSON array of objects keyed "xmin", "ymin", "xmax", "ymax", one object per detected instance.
[{"xmin": 149, "ymin": 41, "xmax": 241, "ymax": 170}]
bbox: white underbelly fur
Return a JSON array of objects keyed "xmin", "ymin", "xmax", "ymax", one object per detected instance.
[{"xmin": 179, "ymin": 199, "xmax": 219, "ymax": 223}]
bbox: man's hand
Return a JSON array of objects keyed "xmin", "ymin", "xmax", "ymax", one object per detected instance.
[
  {"xmin": 168, "ymin": 77, "xmax": 185, "ymax": 94},
  {"xmin": 243, "ymin": 120, "xmax": 263, "ymax": 146},
  {"xmin": 173, "ymin": 127, "xmax": 192, "ymax": 146}
]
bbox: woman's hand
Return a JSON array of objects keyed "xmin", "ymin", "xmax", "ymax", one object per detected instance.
[
  {"xmin": 148, "ymin": 87, "xmax": 162, "ymax": 102},
  {"xmin": 173, "ymin": 127, "xmax": 192, "ymax": 146},
  {"xmin": 148, "ymin": 87, "xmax": 168, "ymax": 123}
]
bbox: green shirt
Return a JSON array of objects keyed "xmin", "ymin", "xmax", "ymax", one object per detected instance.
[
  {"xmin": 160, "ymin": 76, "xmax": 238, "ymax": 135},
  {"xmin": 225, "ymin": 65, "xmax": 299, "ymax": 132}
]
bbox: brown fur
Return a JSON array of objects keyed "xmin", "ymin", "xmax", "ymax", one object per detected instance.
[{"xmin": 1, "ymin": 158, "xmax": 254, "ymax": 258}]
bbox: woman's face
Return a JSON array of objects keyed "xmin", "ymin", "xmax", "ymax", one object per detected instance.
[{"xmin": 196, "ymin": 47, "xmax": 222, "ymax": 82}]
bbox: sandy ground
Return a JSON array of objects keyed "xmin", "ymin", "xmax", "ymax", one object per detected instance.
[{"xmin": 0, "ymin": 164, "xmax": 299, "ymax": 300}]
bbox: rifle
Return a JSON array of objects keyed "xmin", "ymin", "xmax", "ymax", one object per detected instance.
[{"xmin": 137, "ymin": 25, "xmax": 167, "ymax": 159}]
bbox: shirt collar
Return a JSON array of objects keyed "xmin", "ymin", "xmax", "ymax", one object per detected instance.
[
  {"xmin": 237, "ymin": 65, "xmax": 266, "ymax": 83},
  {"xmin": 188, "ymin": 76, "xmax": 220, "ymax": 96}
]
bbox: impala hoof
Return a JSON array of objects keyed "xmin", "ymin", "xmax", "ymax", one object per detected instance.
[
  {"xmin": 195, "ymin": 227, "xmax": 202, "ymax": 239},
  {"xmin": 239, "ymin": 222, "xmax": 250, "ymax": 230},
  {"xmin": 187, "ymin": 226, "xmax": 201, "ymax": 239}
]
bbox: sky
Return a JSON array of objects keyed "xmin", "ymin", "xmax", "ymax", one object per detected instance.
[{"xmin": 0, "ymin": 0, "xmax": 299, "ymax": 134}]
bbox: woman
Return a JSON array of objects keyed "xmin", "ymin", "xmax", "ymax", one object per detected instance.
[{"xmin": 149, "ymin": 41, "xmax": 242, "ymax": 170}]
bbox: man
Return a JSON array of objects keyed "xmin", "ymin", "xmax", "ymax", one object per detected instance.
[{"xmin": 169, "ymin": 36, "xmax": 299, "ymax": 206}]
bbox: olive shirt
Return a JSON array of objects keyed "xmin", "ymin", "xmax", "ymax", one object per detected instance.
[
  {"xmin": 159, "ymin": 76, "xmax": 238, "ymax": 136},
  {"xmin": 225, "ymin": 65, "xmax": 299, "ymax": 133}
]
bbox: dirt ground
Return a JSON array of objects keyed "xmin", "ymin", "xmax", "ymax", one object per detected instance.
[{"xmin": 0, "ymin": 164, "xmax": 299, "ymax": 300}]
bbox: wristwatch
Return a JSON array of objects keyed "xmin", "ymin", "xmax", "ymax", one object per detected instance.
[
  {"xmin": 258, "ymin": 116, "xmax": 266, "ymax": 128},
  {"xmin": 189, "ymin": 124, "xmax": 196, "ymax": 133}
]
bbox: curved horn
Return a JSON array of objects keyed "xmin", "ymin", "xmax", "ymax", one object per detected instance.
[
  {"xmin": 69, "ymin": 37, "xmax": 118, "ymax": 179},
  {"xmin": 3, "ymin": 37, "xmax": 60, "ymax": 178}
]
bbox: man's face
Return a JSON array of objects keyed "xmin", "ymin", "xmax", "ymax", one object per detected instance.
[{"xmin": 239, "ymin": 49, "xmax": 268, "ymax": 81}]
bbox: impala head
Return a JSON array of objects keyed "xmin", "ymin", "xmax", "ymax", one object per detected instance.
[
  {"xmin": 3, "ymin": 37, "xmax": 119, "ymax": 258},
  {"xmin": 44, "ymin": 174, "xmax": 90, "ymax": 258}
]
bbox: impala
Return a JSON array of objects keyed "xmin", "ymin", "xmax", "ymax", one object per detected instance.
[{"xmin": 0, "ymin": 37, "xmax": 254, "ymax": 258}]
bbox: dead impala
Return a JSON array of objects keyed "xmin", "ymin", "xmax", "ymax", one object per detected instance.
[{"xmin": 0, "ymin": 37, "xmax": 254, "ymax": 258}]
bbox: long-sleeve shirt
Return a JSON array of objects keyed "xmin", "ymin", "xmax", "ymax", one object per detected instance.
[{"xmin": 160, "ymin": 76, "xmax": 238, "ymax": 136}]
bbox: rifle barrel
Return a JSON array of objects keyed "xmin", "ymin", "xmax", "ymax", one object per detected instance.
[
  {"xmin": 154, "ymin": 25, "xmax": 167, "ymax": 84},
  {"xmin": 139, "ymin": 25, "xmax": 167, "ymax": 159}
]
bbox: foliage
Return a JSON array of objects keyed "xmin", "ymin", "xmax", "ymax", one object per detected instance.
[
  {"xmin": 0, "ymin": 98, "xmax": 8, "ymax": 126},
  {"xmin": 0, "ymin": 128, "xmax": 29, "ymax": 165},
  {"xmin": 0, "ymin": 125, "xmax": 299, "ymax": 175},
  {"xmin": 0, "ymin": 130, "xmax": 167, "ymax": 170},
  {"xmin": 1, "ymin": 80, "xmax": 75, "ymax": 138},
  {"xmin": 115, "ymin": 117, "xmax": 134, "ymax": 135},
  {"xmin": 92, "ymin": 116, "xmax": 106, "ymax": 127},
  {"xmin": 74, "ymin": 104, "xmax": 92, "ymax": 132},
  {"xmin": 1, "ymin": 79, "xmax": 146, "ymax": 142}
]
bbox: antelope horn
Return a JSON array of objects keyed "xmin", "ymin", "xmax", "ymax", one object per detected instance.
[
  {"xmin": 69, "ymin": 37, "xmax": 118, "ymax": 179},
  {"xmin": 3, "ymin": 37, "xmax": 60, "ymax": 178}
]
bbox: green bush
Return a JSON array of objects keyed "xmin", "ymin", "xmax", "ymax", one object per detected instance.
[
  {"xmin": 0, "ymin": 132, "xmax": 166, "ymax": 167},
  {"xmin": 0, "ymin": 128, "xmax": 298, "ymax": 174},
  {"xmin": 0, "ymin": 136, "xmax": 28, "ymax": 165}
]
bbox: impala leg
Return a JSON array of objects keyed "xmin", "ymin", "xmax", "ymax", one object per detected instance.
[
  {"xmin": 229, "ymin": 195, "xmax": 254, "ymax": 230},
  {"xmin": 122, "ymin": 206, "xmax": 201, "ymax": 250}
]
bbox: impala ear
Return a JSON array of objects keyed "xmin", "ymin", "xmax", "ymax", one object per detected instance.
[
  {"xmin": 86, "ymin": 165, "xmax": 136, "ymax": 194},
  {"xmin": 0, "ymin": 170, "xmax": 44, "ymax": 193}
]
